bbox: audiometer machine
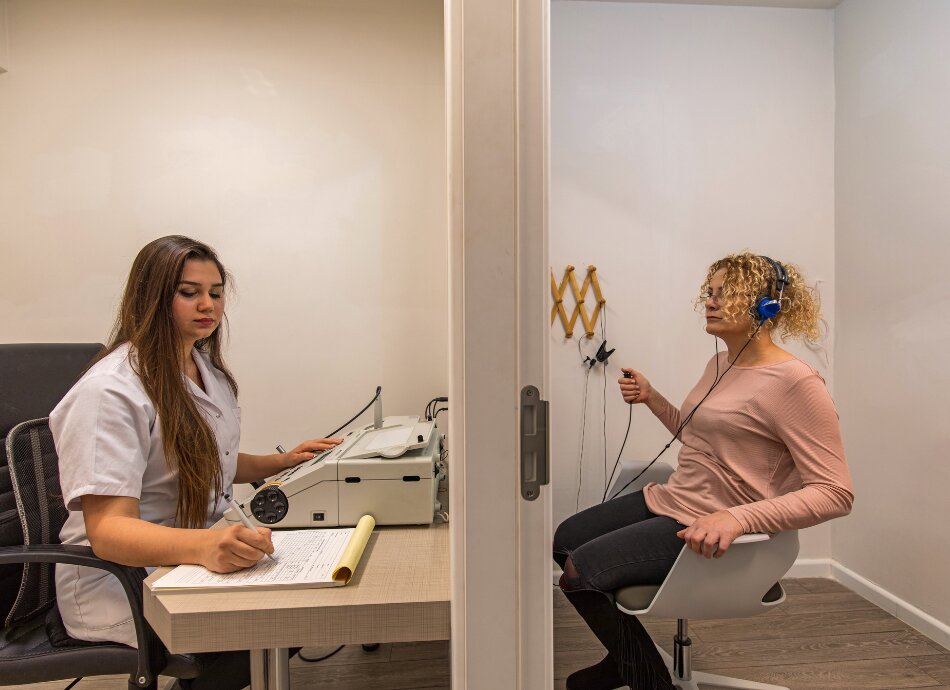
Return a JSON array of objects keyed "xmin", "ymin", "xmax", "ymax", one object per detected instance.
[{"xmin": 228, "ymin": 415, "xmax": 445, "ymax": 528}]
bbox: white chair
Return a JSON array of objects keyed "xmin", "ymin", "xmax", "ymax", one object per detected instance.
[
  {"xmin": 605, "ymin": 460, "xmax": 677, "ymax": 501},
  {"xmin": 607, "ymin": 463, "xmax": 800, "ymax": 690},
  {"xmin": 615, "ymin": 530, "xmax": 799, "ymax": 690}
]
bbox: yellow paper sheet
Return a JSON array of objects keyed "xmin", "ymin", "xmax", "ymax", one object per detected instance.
[{"xmin": 332, "ymin": 514, "xmax": 376, "ymax": 583}]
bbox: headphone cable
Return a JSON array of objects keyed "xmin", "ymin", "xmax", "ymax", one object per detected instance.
[{"xmin": 605, "ymin": 322, "xmax": 763, "ymax": 501}]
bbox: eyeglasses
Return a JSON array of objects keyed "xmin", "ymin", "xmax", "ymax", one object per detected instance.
[
  {"xmin": 700, "ymin": 290, "xmax": 756, "ymax": 305},
  {"xmin": 702, "ymin": 290, "xmax": 729, "ymax": 305}
]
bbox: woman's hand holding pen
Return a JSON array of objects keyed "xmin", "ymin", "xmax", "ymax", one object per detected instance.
[
  {"xmin": 618, "ymin": 368, "xmax": 653, "ymax": 405},
  {"xmin": 201, "ymin": 524, "xmax": 276, "ymax": 573}
]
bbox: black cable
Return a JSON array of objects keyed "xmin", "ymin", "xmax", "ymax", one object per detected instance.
[
  {"xmin": 575, "ymin": 366, "xmax": 592, "ymax": 513},
  {"xmin": 602, "ymin": 365, "xmax": 607, "ymax": 501},
  {"xmin": 714, "ymin": 335, "xmax": 721, "ymax": 380},
  {"xmin": 602, "ymin": 403, "xmax": 633, "ymax": 502},
  {"xmin": 607, "ymin": 322, "xmax": 764, "ymax": 501},
  {"xmin": 433, "ymin": 406, "xmax": 448, "ymax": 419},
  {"xmin": 298, "ymin": 644, "xmax": 345, "ymax": 663},
  {"xmin": 601, "ymin": 307, "xmax": 608, "ymax": 503},
  {"xmin": 63, "ymin": 679, "xmax": 82, "ymax": 690},
  {"xmin": 325, "ymin": 386, "xmax": 382, "ymax": 438},
  {"xmin": 425, "ymin": 396, "xmax": 448, "ymax": 421}
]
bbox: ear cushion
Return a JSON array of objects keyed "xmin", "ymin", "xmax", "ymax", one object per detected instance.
[
  {"xmin": 756, "ymin": 297, "xmax": 781, "ymax": 321},
  {"xmin": 756, "ymin": 256, "xmax": 786, "ymax": 322}
]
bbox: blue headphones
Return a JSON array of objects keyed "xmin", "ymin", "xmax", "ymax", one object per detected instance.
[{"xmin": 755, "ymin": 256, "xmax": 788, "ymax": 322}]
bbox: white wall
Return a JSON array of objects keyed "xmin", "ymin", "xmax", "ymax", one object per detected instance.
[
  {"xmin": 551, "ymin": 1, "xmax": 837, "ymax": 558},
  {"xmin": 834, "ymin": 0, "xmax": 950, "ymax": 631},
  {"xmin": 0, "ymin": 0, "xmax": 447, "ymax": 453}
]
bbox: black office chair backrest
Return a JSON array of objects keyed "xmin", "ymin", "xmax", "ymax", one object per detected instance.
[
  {"xmin": 0, "ymin": 343, "xmax": 105, "ymax": 455},
  {"xmin": 0, "ymin": 343, "xmax": 103, "ymax": 625},
  {"xmin": 4, "ymin": 418, "xmax": 68, "ymax": 628}
]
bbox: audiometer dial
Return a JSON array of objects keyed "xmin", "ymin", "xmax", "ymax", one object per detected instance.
[{"xmin": 251, "ymin": 486, "xmax": 289, "ymax": 525}]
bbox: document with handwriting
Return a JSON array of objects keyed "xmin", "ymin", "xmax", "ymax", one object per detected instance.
[{"xmin": 153, "ymin": 515, "xmax": 375, "ymax": 591}]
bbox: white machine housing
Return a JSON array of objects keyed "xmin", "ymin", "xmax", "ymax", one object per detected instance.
[{"xmin": 228, "ymin": 415, "xmax": 443, "ymax": 528}]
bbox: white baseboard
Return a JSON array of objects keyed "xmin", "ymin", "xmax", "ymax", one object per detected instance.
[
  {"xmin": 789, "ymin": 558, "xmax": 949, "ymax": 651},
  {"xmin": 828, "ymin": 560, "xmax": 950, "ymax": 651},
  {"xmin": 786, "ymin": 557, "xmax": 833, "ymax": 579}
]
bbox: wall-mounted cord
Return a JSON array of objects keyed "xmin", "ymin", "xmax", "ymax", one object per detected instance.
[
  {"xmin": 600, "ymin": 308, "xmax": 609, "ymax": 504},
  {"xmin": 575, "ymin": 365, "xmax": 592, "ymax": 514},
  {"xmin": 575, "ymin": 306, "xmax": 615, "ymax": 513}
]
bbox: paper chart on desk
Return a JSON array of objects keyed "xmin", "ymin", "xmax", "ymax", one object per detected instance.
[{"xmin": 153, "ymin": 529, "xmax": 353, "ymax": 590}]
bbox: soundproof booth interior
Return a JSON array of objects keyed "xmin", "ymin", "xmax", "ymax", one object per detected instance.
[{"xmin": 1, "ymin": 0, "xmax": 948, "ymax": 689}]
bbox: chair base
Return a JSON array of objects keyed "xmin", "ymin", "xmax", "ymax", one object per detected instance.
[{"xmin": 656, "ymin": 646, "xmax": 789, "ymax": 690}]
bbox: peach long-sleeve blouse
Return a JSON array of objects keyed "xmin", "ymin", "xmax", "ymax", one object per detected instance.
[{"xmin": 643, "ymin": 354, "xmax": 854, "ymax": 534}]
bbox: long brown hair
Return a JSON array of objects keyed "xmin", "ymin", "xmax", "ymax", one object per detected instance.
[{"xmin": 98, "ymin": 236, "xmax": 239, "ymax": 529}]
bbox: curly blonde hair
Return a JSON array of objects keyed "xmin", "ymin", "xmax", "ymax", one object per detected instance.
[{"xmin": 695, "ymin": 252, "xmax": 822, "ymax": 343}]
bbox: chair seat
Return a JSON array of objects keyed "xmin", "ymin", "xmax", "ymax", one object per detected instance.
[
  {"xmin": 0, "ymin": 613, "xmax": 201, "ymax": 685},
  {"xmin": 615, "ymin": 585, "xmax": 660, "ymax": 612},
  {"xmin": 615, "ymin": 581, "xmax": 785, "ymax": 615}
]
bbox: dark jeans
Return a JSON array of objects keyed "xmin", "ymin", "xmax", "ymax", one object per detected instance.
[{"xmin": 553, "ymin": 491, "xmax": 685, "ymax": 689}]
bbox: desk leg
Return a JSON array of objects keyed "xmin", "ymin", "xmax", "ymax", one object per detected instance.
[{"xmin": 250, "ymin": 647, "xmax": 290, "ymax": 690}]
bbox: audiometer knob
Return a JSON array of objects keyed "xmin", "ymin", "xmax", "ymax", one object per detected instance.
[{"xmin": 251, "ymin": 486, "xmax": 289, "ymax": 525}]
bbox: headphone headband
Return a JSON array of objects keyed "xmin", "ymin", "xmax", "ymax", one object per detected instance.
[{"xmin": 755, "ymin": 256, "xmax": 788, "ymax": 322}]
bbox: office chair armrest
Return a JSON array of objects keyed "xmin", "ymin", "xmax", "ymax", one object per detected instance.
[
  {"xmin": 732, "ymin": 533, "xmax": 771, "ymax": 545},
  {"xmin": 0, "ymin": 544, "xmax": 164, "ymax": 688}
]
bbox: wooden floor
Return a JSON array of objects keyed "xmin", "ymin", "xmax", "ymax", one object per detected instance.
[
  {"xmin": 4, "ymin": 579, "xmax": 948, "ymax": 690},
  {"xmin": 554, "ymin": 578, "xmax": 950, "ymax": 690}
]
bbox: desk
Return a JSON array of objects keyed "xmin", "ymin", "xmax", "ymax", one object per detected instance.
[{"xmin": 143, "ymin": 524, "xmax": 449, "ymax": 690}]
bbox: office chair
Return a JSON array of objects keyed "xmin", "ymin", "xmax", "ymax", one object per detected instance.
[
  {"xmin": 607, "ymin": 462, "xmax": 800, "ymax": 690},
  {"xmin": 1, "ymin": 343, "xmax": 106, "ymax": 621},
  {"xmin": 0, "ymin": 344, "xmax": 201, "ymax": 689}
]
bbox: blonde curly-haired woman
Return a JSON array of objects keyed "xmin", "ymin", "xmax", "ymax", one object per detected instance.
[{"xmin": 553, "ymin": 253, "xmax": 854, "ymax": 690}]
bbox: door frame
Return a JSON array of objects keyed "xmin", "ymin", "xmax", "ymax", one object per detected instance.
[{"xmin": 446, "ymin": 0, "xmax": 552, "ymax": 686}]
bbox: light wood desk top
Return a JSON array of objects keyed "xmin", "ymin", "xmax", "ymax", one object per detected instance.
[{"xmin": 143, "ymin": 524, "xmax": 449, "ymax": 654}]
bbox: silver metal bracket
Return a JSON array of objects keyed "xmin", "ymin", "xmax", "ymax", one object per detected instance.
[{"xmin": 520, "ymin": 385, "xmax": 549, "ymax": 501}]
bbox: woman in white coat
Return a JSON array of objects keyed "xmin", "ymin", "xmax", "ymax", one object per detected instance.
[{"xmin": 51, "ymin": 235, "xmax": 340, "ymax": 689}]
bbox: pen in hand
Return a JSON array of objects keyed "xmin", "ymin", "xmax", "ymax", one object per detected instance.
[{"xmin": 224, "ymin": 493, "xmax": 277, "ymax": 562}]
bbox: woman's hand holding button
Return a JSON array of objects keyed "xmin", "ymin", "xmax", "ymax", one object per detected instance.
[{"xmin": 618, "ymin": 368, "xmax": 652, "ymax": 405}]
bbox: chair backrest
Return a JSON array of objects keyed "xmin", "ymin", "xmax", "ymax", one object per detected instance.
[
  {"xmin": 0, "ymin": 343, "xmax": 103, "ymax": 625},
  {"xmin": 624, "ymin": 530, "xmax": 800, "ymax": 620},
  {"xmin": 4, "ymin": 418, "xmax": 70, "ymax": 627},
  {"xmin": 606, "ymin": 461, "xmax": 675, "ymax": 500}
]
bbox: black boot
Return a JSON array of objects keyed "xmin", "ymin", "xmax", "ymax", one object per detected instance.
[
  {"xmin": 562, "ymin": 587, "xmax": 675, "ymax": 690},
  {"xmin": 565, "ymin": 653, "xmax": 624, "ymax": 690}
]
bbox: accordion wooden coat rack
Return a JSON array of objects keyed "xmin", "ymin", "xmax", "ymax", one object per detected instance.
[{"xmin": 551, "ymin": 264, "xmax": 605, "ymax": 338}]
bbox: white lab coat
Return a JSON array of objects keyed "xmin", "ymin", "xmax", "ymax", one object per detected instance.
[{"xmin": 50, "ymin": 343, "xmax": 240, "ymax": 648}]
